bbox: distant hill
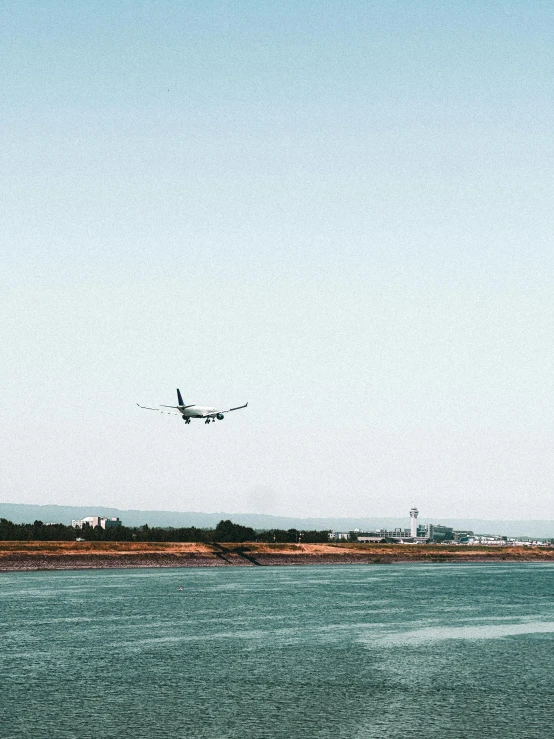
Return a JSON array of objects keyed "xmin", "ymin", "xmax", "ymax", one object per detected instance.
[{"xmin": 1, "ymin": 503, "xmax": 554, "ymax": 538}]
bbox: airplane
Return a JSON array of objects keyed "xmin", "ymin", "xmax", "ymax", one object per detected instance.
[{"xmin": 137, "ymin": 389, "xmax": 248, "ymax": 424}]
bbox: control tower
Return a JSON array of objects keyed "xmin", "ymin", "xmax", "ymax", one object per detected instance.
[{"xmin": 410, "ymin": 507, "xmax": 419, "ymax": 538}]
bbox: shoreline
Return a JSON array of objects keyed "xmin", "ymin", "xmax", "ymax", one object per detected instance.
[{"xmin": 2, "ymin": 541, "xmax": 554, "ymax": 571}]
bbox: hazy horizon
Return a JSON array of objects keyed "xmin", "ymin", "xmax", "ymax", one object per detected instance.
[
  {"xmin": 6, "ymin": 501, "xmax": 554, "ymax": 540},
  {"xmin": 2, "ymin": 1, "xmax": 552, "ymax": 520}
]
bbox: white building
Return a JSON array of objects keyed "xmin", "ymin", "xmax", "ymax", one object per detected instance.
[
  {"xmin": 72, "ymin": 516, "xmax": 122, "ymax": 529},
  {"xmin": 329, "ymin": 531, "xmax": 351, "ymax": 541}
]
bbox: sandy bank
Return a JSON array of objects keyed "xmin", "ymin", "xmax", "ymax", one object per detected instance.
[{"xmin": 1, "ymin": 541, "xmax": 554, "ymax": 571}]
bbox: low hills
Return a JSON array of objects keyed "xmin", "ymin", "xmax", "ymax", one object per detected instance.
[{"xmin": 1, "ymin": 503, "xmax": 554, "ymax": 538}]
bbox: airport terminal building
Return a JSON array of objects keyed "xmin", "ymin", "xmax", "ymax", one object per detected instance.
[{"xmin": 71, "ymin": 516, "xmax": 122, "ymax": 529}]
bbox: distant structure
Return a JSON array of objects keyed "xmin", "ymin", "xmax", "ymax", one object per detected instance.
[
  {"xmin": 353, "ymin": 507, "xmax": 454, "ymax": 544},
  {"xmin": 72, "ymin": 516, "xmax": 122, "ymax": 530},
  {"xmin": 329, "ymin": 531, "xmax": 350, "ymax": 541},
  {"xmin": 410, "ymin": 507, "xmax": 419, "ymax": 538},
  {"xmin": 330, "ymin": 506, "xmax": 551, "ymax": 546},
  {"xmin": 417, "ymin": 523, "xmax": 453, "ymax": 542}
]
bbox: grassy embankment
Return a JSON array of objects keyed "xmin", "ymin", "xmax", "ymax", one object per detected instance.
[{"xmin": 1, "ymin": 540, "xmax": 554, "ymax": 571}]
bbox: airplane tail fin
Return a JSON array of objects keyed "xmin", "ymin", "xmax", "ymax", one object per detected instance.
[{"xmin": 177, "ymin": 389, "xmax": 184, "ymax": 406}]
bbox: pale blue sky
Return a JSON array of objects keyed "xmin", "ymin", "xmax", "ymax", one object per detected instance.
[{"xmin": 1, "ymin": 1, "xmax": 553, "ymax": 519}]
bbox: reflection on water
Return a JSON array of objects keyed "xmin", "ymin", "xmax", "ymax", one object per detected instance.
[
  {"xmin": 372, "ymin": 620, "xmax": 554, "ymax": 646},
  {"xmin": 2, "ymin": 563, "xmax": 554, "ymax": 738}
]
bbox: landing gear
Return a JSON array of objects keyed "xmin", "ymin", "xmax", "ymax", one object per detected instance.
[
  {"xmin": 205, "ymin": 418, "xmax": 210, "ymax": 424},
  {"xmin": 182, "ymin": 417, "xmax": 191, "ymax": 424}
]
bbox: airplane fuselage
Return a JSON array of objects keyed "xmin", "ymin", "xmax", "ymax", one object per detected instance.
[{"xmin": 180, "ymin": 405, "xmax": 218, "ymax": 418}]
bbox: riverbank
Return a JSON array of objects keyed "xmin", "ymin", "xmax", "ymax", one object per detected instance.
[{"xmin": 2, "ymin": 540, "xmax": 554, "ymax": 571}]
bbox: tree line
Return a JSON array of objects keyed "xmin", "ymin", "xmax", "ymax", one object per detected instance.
[{"xmin": 0, "ymin": 518, "xmax": 330, "ymax": 544}]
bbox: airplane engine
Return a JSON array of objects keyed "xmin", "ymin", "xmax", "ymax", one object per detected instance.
[{"xmin": 216, "ymin": 413, "xmax": 225, "ymax": 420}]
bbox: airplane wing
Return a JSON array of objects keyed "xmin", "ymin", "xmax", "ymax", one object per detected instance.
[
  {"xmin": 160, "ymin": 404, "xmax": 197, "ymax": 409},
  {"xmin": 136, "ymin": 403, "xmax": 181, "ymax": 415},
  {"xmin": 206, "ymin": 402, "xmax": 248, "ymax": 418},
  {"xmin": 227, "ymin": 403, "xmax": 248, "ymax": 412}
]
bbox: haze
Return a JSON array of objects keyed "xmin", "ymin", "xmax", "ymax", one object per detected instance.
[{"xmin": 1, "ymin": 1, "xmax": 552, "ymax": 520}]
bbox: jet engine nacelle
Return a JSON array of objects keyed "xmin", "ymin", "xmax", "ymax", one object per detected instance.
[{"xmin": 216, "ymin": 413, "xmax": 225, "ymax": 420}]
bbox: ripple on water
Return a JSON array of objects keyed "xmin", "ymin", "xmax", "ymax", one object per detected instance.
[{"xmin": 3, "ymin": 563, "xmax": 554, "ymax": 739}]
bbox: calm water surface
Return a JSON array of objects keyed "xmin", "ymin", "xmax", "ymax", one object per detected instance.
[{"xmin": 2, "ymin": 563, "xmax": 554, "ymax": 738}]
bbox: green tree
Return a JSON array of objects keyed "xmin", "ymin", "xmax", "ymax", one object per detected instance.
[{"xmin": 213, "ymin": 520, "xmax": 256, "ymax": 542}]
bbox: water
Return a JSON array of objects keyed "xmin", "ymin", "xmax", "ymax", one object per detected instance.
[{"xmin": 2, "ymin": 563, "xmax": 554, "ymax": 738}]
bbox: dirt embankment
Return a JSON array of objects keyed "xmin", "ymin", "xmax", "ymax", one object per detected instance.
[{"xmin": 1, "ymin": 541, "xmax": 554, "ymax": 571}]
